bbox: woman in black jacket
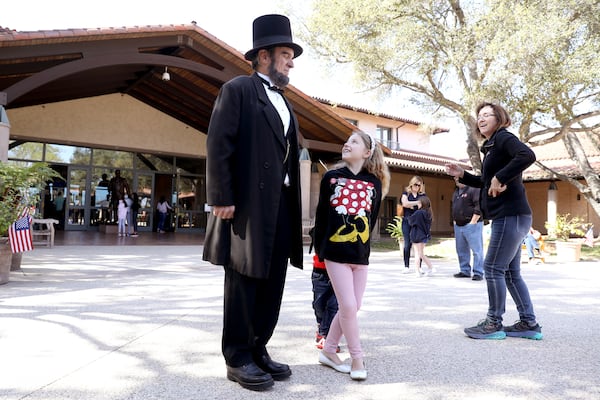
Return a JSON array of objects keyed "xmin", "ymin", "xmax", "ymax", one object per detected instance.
[{"xmin": 446, "ymin": 102, "xmax": 543, "ymax": 341}]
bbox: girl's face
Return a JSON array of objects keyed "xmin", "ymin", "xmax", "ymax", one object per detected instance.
[
  {"xmin": 477, "ymin": 106, "xmax": 498, "ymax": 138},
  {"xmin": 342, "ymin": 134, "xmax": 370, "ymax": 163}
]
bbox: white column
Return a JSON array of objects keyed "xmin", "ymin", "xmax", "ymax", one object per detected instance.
[
  {"xmin": 300, "ymin": 159, "xmax": 311, "ymax": 222},
  {"xmin": 547, "ymin": 182, "xmax": 558, "ymax": 236},
  {"xmin": 0, "ymin": 106, "xmax": 10, "ymax": 162}
]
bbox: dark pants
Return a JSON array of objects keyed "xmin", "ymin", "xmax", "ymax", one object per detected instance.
[
  {"xmin": 312, "ymin": 269, "xmax": 338, "ymax": 336},
  {"xmin": 222, "ymin": 188, "xmax": 292, "ymax": 367},
  {"xmin": 401, "ymin": 218, "xmax": 421, "ymax": 269}
]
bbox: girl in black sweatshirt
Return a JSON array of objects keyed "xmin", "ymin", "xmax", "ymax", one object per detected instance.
[{"xmin": 314, "ymin": 131, "xmax": 389, "ymax": 380}]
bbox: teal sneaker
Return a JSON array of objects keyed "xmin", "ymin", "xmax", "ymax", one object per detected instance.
[
  {"xmin": 504, "ymin": 320, "xmax": 543, "ymax": 340},
  {"xmin": 464, "ymin": 319, "xmax": 506, "ymax": 340}
]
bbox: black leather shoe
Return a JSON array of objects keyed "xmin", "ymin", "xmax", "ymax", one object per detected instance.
[
  {"xmin": 472, "ymin": 274, "xmax": 483, "ymax": 281},
  {"xmin": 453, "ymin": 272, "xmax": 471, "ymax": 278},
  {"xmin": 254, "ymin": 355, "xmax": 292, "ymax": 380},
  {"xmin": 226, "ymin": 362, "xmax": 274, "ymax": 391}
]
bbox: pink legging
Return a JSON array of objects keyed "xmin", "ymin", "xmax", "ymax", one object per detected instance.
[{"xmin": 323, "ymin": 260, "xmax": 368, "ymax": 360}]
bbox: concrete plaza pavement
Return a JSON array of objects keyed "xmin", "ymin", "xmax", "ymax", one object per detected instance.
[{"xmin": 1, "ymin": 244, "xmax": 599, "ymax": 400}]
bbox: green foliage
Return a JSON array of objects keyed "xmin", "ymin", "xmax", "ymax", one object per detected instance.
[
  {"xmin": 304, "ymin": 0, "xmax": 600, "ymax": 212},
  {"xmin": 385, "ymin": 216, "xmax": 403, "ymax": 243},
  {"xmin": 0, "ymin": 162, "xmax": 62, "ymax": 236},
  {"xmin": 545, "ymin": 213, "xmax": 587, "ymax": 242}
]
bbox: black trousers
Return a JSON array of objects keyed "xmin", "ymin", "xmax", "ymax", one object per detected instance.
[{"xmin": 222, "ymin": 188, "xmax": 292, "ymax": 367}]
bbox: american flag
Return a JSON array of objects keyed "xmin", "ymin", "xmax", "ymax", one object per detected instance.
[
  {"xmin": 584, "ymin": 227, "xmax": 595, "ymax": 248},
  {"xmin": 9, "ymin": 209, "xmax": 33, "ymax": 253}
]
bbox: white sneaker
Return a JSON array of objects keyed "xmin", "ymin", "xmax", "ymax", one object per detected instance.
[{"xmin": 402, "ymin": 268, "xmax": 411, "ymax": 274}]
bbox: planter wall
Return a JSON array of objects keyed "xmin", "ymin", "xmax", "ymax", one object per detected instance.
[
  {"xmin": 555, "ymin": 241, "xmax": 582, "ymax": 262},
  {"xmin": 0, "ymin": 243, "xmax": 12, "ymax": 285},
  {"xmin": 10, "ymin": 252, "xmax": 22, "ymax": 271}
]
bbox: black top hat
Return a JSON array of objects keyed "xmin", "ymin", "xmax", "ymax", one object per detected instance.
[{"xmin": 244, "ymin": 14, "xmax": 303, "ymax": 61}]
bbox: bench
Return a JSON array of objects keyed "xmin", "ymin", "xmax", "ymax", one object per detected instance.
[{"xmin": 31, "ymin": 218, "xmax": 59, "ymax": 248}]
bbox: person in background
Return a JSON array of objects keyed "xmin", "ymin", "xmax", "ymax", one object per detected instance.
[
  {"xmin": 98, "ymin": 173, "xmax": 110, "ymax": 187},
  {"xmin": 117, "ymin": 199, "xmax": 127, "ymax": 237},
  {"xmin": 313, "ymin": 131, "xmax": 390, "ymax": 381},
  {"xmin": 130, "ymin": 193, "xmax": 140, "ymax": 237},
  {"xmin": 124, "ymin": 194, "xmax": 133, "ymax": 237},
  {"xmin": 311, "ymin": 253, "xmax": 339, "ymax": 351},
  {"xmin": 446, "ymin": 102, "xmax": 542, "ymax": 341},
  {"xmin": 53, "ymin": 190, "xmax": 65, "ymax": 228},
  {"xmin": 451, "ymin": 176, "xmax": 485, "ymax": 281},
  {"xmin": 156, "ymin": 196, "xmax": 172, "ymax": 233},
  {"xmin": 408, "ymin": 195, "xmax": 434, "ymax": 277},
  {"xmin": 400, "ymin": 176, "xmax": 427, "ymax": 273},
  {"xmin": 202, "ymin": 14, "xmax": 304, "ymax": 392},
  {"xmin": 524, "ymin": 227, "xmax": 543, "ymax": 264}
]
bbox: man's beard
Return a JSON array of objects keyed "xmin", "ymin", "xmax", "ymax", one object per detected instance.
[{"xmin": 268, "ymin": 61, "xmax": 289, "ymax": 88}]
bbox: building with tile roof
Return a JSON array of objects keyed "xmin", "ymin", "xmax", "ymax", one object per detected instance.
[{"xmin": 1, "ymin": 24, "xmax": 597, "ymax": 237}]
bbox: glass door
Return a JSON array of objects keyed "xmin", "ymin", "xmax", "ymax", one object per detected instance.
[
  {"xmin": 176, "ymin": 174, "xmax": 205, "ymax": 231},
  {"xmin": 135, "ymin": 173, "xmax": 154, "ymax": 231},
  {"xmin": 66, "ymin": 167, "xmax": 90, "ymax": 230}
]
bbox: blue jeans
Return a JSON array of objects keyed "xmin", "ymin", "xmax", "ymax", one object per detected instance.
[
  {"xmin": 454, "ymin": 222, "xmax": 484, "ymax": 276},
  {"xmin": 523, "ymin": 234, "xmax": 540, "ymax": 259},
  {"xmin": 312, "ymin": 270, "xmax": 338, "ymax": 336},
  {"xmin": 484, "ymin": 215, "xmax": 537, "ymax": 325},
  {"xmin": 401, "ymin": 218, "xmax": 421, "ymax": 269},
  {"xmin": 158, "ymin": 212, "xmax": 167, "ymax": 231}
]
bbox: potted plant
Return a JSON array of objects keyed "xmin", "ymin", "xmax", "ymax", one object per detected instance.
[
  {"xmin": 0, "ymin": 162, "xmax": 61, "ymax": 284},
  {"xmin": 545, "ymin": 213, "xmax": 587, "ymax": 262},
  {"xmin": 386, "ymin": 216, "xmax": 403, "ymax": 250}
]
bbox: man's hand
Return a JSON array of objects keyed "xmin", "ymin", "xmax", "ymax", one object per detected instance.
[{"xmin": 213, "ymin": 205, "xmax": 235, "ymax": 219}]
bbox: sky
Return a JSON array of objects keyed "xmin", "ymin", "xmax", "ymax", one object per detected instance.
[{"xmin": 2, "ymin": 0, "xmax": 467, "ymax": 155}]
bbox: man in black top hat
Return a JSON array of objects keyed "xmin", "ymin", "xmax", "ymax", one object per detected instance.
[{"xmin": 203, "ymin": 14, "xmax": 304, "ymax": 391}]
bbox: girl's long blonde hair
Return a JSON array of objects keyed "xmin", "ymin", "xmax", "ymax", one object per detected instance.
[{"xmin": 405, "ymin": 175, "xmax": 425, "ymax": 194}]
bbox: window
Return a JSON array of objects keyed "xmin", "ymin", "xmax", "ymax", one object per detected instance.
[
  {"xmin": 376, "ymin": 126, "xmax": 392, "ymax": 146},
  {"xmin": 345, "ymin": 118, "xmax": 358, "ymax": 126},
  {"xmin": 375, "ymin": 126, "xmax": 400, "ymax": 150}
]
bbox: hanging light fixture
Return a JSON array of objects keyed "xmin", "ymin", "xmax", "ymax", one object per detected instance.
[{"xmin": 161, "ymin": 66, "xmax": 170, "ymax": 81}]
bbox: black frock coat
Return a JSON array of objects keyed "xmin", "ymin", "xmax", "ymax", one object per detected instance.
[{"xmin": 203, "ymin": 73, "xmax": 303, "ymax": 278}]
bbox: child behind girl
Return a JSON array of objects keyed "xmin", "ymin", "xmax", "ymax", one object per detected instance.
[
  {"xmin": 408, "ymin": 195, "xmax": 434, "ymax": 276},
  {"xmin": 313, "ymin": 131, "xmax": 390, "ymax": 381}
]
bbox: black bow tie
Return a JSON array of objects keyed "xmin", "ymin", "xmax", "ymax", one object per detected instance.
[{"xmin": 259, "ymin": 77, "xmax": 284, "ymax": 94}]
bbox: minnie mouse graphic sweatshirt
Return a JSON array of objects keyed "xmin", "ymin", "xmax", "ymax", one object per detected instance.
[{"xmin": 313, "ymin": 166, "xmax": 382, "ymax": 265}]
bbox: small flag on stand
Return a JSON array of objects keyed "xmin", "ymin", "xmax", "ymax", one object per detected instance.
[
  {"xmin": 8, "ymin": 208, "xmax": 34, "ymax": 253},
  {"xmin": 584, "ymin": 227, "xmax": 595, "ymax": 247}
]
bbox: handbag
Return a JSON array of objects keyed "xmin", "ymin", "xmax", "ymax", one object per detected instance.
[{"xmin": 396, "ymin": 203, "xmax": 404, "ymax": 218}]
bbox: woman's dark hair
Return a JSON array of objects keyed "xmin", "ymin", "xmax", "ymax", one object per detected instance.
[
  {"xmin": 419, "ymin": 195, "xmax": 434, "ymax": 222},
  {"xmin": 475, "ymin": 102, "xmax": 512, "ymax": 136}
]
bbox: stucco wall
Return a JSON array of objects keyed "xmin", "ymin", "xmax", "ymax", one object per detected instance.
[
  {"xmin": 7, "ymin": 93, "xmax": 207, "ymax": 158},
  {"xmin": 329, "ymin": 107, "xmax": 428, "ymax": 152}
]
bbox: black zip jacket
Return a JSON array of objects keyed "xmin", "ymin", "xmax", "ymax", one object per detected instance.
[{"xmin": 460, "ymin": 128, "xmax": 535, "ymax": 220}]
